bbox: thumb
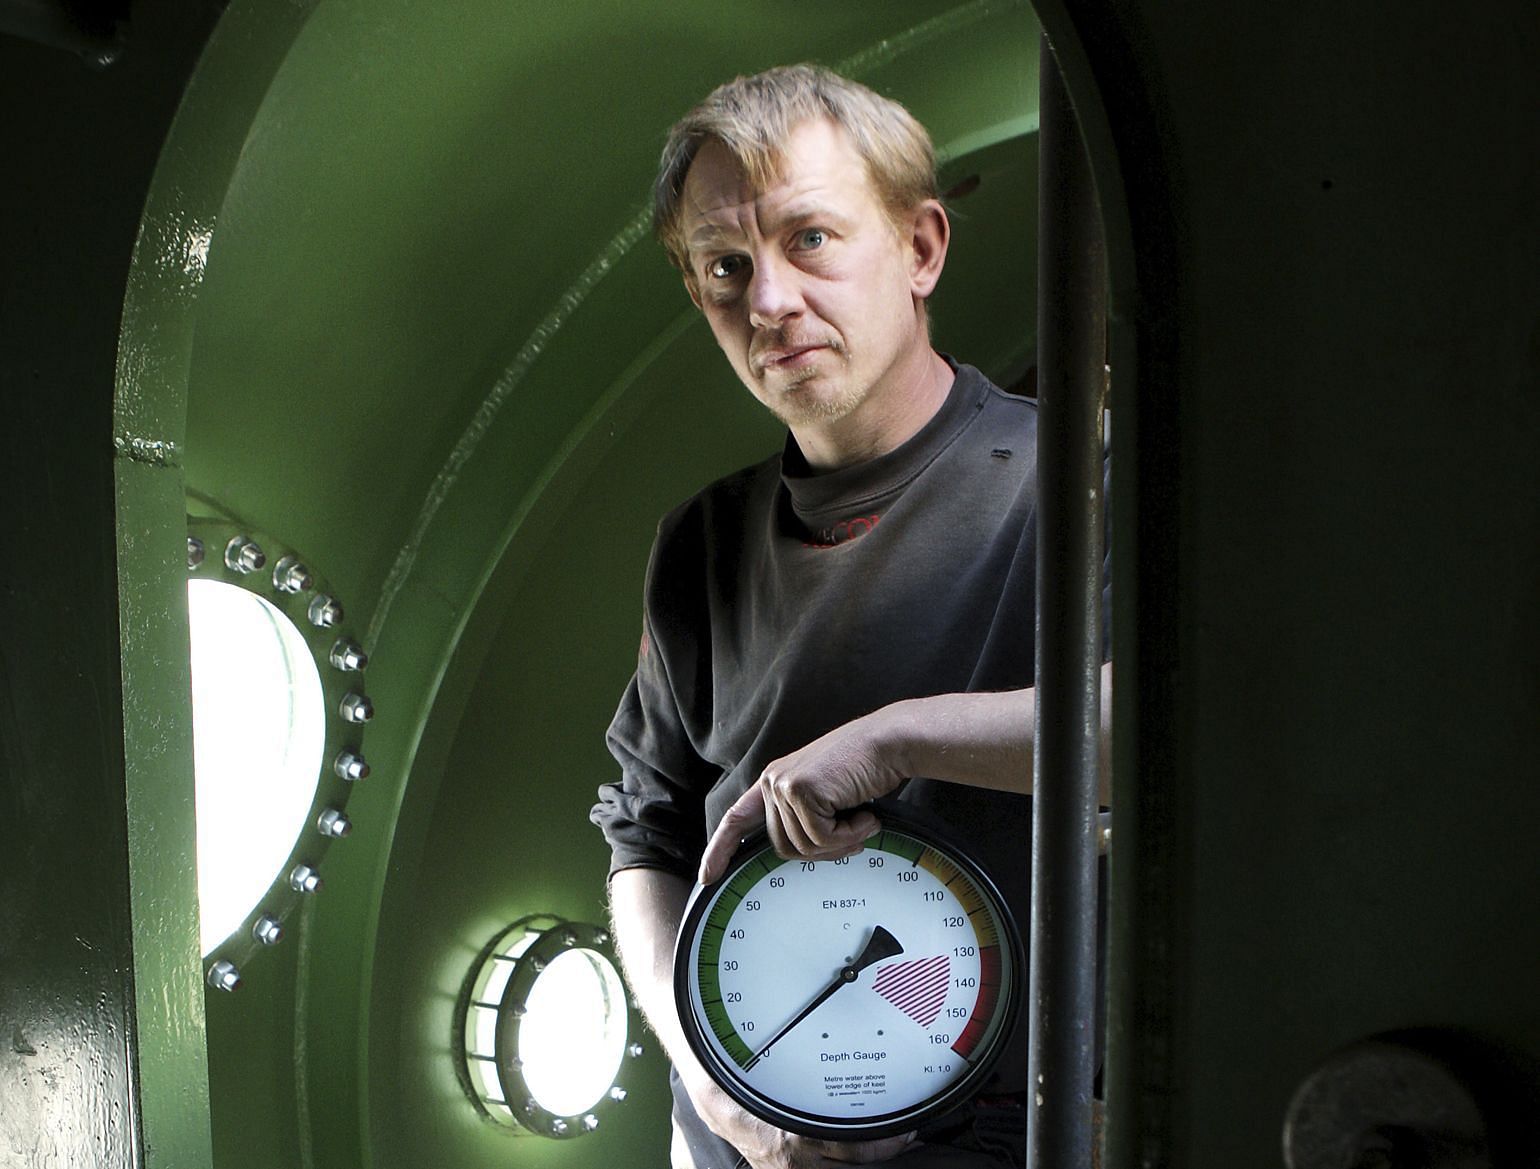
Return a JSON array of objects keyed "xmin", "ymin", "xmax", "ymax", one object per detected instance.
[{"xmin": 699, "ymin": 784, "xmax": 765, "ymax": 885}]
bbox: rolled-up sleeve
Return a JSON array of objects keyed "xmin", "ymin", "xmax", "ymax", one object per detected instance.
[{"xmin": 591, "ymin": 507, "xmax": 717, "ymax": 880}]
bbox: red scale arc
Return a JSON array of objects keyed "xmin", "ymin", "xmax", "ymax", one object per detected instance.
[
  {"xmin": 951, "ymin": 945, "xmax": 1002, "ymax": 1059},
  {"xmin": 871, "ymin": 955, "xmax": 950, "ymax": 1028}
]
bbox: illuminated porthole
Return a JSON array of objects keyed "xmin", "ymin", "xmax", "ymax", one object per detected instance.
[
  {"xmin": 188, "ymin": 578, "xmax": 326, "ymax": 955},
  {"xmin": 186, "ymin": 519, "xmax": 375, "ymax": 981},
  {"xmin": 460, "ymin": 917, "xmax": 638, "ymax": 1137}
]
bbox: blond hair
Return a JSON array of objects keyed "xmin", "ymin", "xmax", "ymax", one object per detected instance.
[{"xmin": 653, "ymin": 64, "xmax": 938, "ymax": 280}]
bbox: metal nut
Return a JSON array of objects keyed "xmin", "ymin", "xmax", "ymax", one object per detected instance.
[
  {"xmin": 308, "ymin": 594, "xmax": 344, "ymax": 628},
  {"xmin": 329, "ymin": 638, "xmax": 368, "ymax": 671},
  {"xmin": 334, "ymin": 750, "xmax": 370, "ymax": 781},
  {"xmin": 272, "ymin": 555, "xmax": 312, "ymax": 594},
  {"xmin": 252, "ymin": 915, "xmax": 283, "ymax": 945},
  {"xmin": 224, "ymin": 536, "xmax": 265, "ymax": 574},
  {"xmin": 317, "ymin": 808, "xmax": 351, "ymax": 838}
]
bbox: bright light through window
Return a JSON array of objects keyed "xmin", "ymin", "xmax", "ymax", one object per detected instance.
[
  {"xmin": 187, "ymin": 579, "xmax": 326, "ymax": 955},
  {"xmin": 520, "ymin": 948, "xmax": 630, "ymax": 1116},
  {"xmin": 465, "ymin": 928, "xmax": 630, "ymax": 1126}
]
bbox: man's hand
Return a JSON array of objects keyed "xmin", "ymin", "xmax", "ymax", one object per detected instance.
[
  {"xmin": 698, "ymin": 678, "xmax": 1109, "ymax": 886},
  {"xmin": 686, "ymin": 1075, "xmax": 918, "ymax": 1168},
  {"xmin": 699, "ymin": 714, "xmax": 905, "ymax": 884},
  {"xmin": 609, "ymin": 870, "xmax": 918, "ymax": 1168}
]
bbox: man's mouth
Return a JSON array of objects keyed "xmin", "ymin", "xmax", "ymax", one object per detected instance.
[{"xmin": 755, "ymin": 342, "xmax": 831, "ymax": 374}]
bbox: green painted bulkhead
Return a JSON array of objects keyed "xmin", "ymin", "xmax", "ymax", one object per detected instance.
[
  {"xmin": 120, "ymin": 3, "xmax": 1046, "ymax": 1168},
  {"xmin": 4, "ymin": 1, "xmax": 1538, "ymax": 1168}
]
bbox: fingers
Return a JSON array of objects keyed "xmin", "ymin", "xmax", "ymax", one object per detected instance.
[
  {"xmin": 765, "ymin": 771, "xmax": 880, "ymax": 858},
  {"xmin": 691, "ymin": 1068, "xmax": 916, "ymax": 1168},
  {"xmin": 835, "ymin": 806, "xmax": 882, "ymax": 847},
  {"xmin": 761, "ymin": 777, "xmax": 851, "ymax": 867},
  {"xmin": 696, "ymin": 778, "xmax": 878, "ymax": 886},
  {"xmin": 700, "ymin": 719, "xmax": 897, "ymax": 885},
  {"xmin": 818, "ymin": 1131, "xmax": 919, "ymax": 1162},
  {"xmin": 699, "ymin": 784, "xmax": 767, "ymax": 885}
]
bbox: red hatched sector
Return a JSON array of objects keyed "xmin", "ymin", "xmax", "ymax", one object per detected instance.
[{"xmin": 872, "ymin": 955, "xmax": 951, "ymax": 1028}]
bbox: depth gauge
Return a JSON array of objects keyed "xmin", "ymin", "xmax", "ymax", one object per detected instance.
[{"xmin": 674, "ymin": 808, "xmax": 1023, "ymax": 1141}]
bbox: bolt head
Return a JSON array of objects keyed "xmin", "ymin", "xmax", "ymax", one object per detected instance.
[
  {"xmin": 317, "ymin": 808, "xmax": 351, "ymax": 838},
  {"xmin": 581, "ymin": 1114, "xmax": 599, "ymax": 1132},
  {"xmin": 207, "ymin": 960, "xmax": 241, "ymax": 992},
  {"xmin": 628, "ymin": 1042, "xmax": 644, "ymax": 1059},
  {"xmin": 608, "ymin": 1086, "xmax": 627, "ymax": 1102},
  {"xmin": 329, "ymin": 639, "xmax": 368, "ymax": 671},
  {"xmin": 339, "ymin": 692, "xmax": 374, "ymax": 723},
  {"xmin": 252, "ymin": 915, "xmax": 283, "ymax": 945},
  {"xmin": 187, "ymin": 537, "xmax": 205, "ymax": 570},
  {"xmin": 272, "ymin": 556, "xmax": 312, "ymax": 594},
  {"xmin": 289, "ymin": 865, "xmax": 322, "ymax": 893},
  {"xmin": 308, "ymin": 594, "xmax": 344, "ymax": 628},
  {"xmin": 334, "ymin": 750, "xmax": 370, "ymax": 781},
  {"xmin": 224, "ymin": 536, "xmax": 265, "ymax": 574},
  {"xmin": 550, "ymin": 1119, "xmax": 569, "ymax": 1136}
]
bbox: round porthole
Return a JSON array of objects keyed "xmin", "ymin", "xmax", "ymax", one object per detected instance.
[
  {"xmin": 460, "ymin": 917, "xmax": 638, "ymax": 1137},
  {"xmin": 187, "ymin": 578, "xmax": 326, "ymax": 956},
  {"xmin": 186, "ymin": 520, "xmax": 375, "ymax": 982}
]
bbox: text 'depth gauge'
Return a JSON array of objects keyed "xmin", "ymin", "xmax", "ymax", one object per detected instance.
[{"xmin": 675, "ymin": 813, "xmax": 1022, "ymax": 1141}]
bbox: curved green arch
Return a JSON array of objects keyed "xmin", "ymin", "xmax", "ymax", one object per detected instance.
[{"xmin": 111, "ymin": 3, "xmax": 1123, "ymax": 1167}]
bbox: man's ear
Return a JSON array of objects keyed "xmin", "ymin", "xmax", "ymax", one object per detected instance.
[
  {"xmin": 907, "ymin": 199, "xmax": 950, "ymax": 301},
  {"xmin": 684, "ymin": 274, "xmax": 704, "ymax": 311}
]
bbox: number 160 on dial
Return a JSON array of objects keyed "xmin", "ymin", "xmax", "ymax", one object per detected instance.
[{"xmin": 674, "ymin": 815, "xmax": 1023, "ymax": 1140}]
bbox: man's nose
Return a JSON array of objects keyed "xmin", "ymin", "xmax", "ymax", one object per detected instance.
[{"xmin": 747, "ymin": 254, "xmax": 803, "ymax": 327}]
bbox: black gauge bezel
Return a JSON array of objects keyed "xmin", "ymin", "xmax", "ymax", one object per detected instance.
[{"xmin": 672, "ymin": 805, "xmax": 1024, "ymax": 1142}]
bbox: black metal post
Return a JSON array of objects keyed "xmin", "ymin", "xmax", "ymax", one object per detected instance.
[{"xmin": 1029, "ymin": 32, "xmax": 1107, "ymax": 1169}]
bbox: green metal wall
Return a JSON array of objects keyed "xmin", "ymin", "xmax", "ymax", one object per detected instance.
[
  {"xmin": 3, "ymin": 1, "xmax": 1537, "ymax": 1167},
  {"xmin": 1, "ymin": 6, "xmax": 222, "ymax": 1168},
  {"xmin": 113, "ymin": 2, "xmax": 1046, "ymax": 1168}
]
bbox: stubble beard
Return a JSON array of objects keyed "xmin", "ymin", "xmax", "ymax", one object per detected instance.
[{"xmin": 758, "ymin": 342, "xmax": 865, "ymax": 427}]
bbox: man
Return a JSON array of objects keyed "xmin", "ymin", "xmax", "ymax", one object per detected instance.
[{"xmin": 591, "ymin": 64, "xmax": 1110, "ymax": 1168}]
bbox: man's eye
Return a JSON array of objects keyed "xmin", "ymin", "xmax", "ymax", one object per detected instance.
[
  {"xmin": 708, "ymin": 255, "xmax": 747, "ymax": 280},
  {"xmin": 794, "ymin": 228, "xmax": 827, "ymax": 250}
]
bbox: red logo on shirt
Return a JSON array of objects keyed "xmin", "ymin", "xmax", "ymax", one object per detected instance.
[{"xmin": 804, "ymin": 513, "xmax": 881, "ymax": 549}]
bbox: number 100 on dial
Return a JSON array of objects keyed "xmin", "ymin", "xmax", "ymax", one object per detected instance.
[{"xmin": 674, "ymin": 816, "xmax": 1023, "ymax": 1140}]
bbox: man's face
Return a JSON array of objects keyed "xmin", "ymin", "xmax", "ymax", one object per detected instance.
[{"xmin": 677, "ymin": 119, "xmax": 932, "ymax": 433}]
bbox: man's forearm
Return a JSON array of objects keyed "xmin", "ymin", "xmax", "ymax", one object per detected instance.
[
  {"xmin": 874, "ymin": 688, "xmax": 1035, "ymax": 794},
  {"xmin": 698, "ymin": 663, "xmax": 1113, "ymax": 883},
  {"xmin": 606, "ymin": 867, "xmax": 712, "ymax": 1096},
  {"xmin": 867, "ymin": 662, "xmax": 1112, "ymax": 806}
]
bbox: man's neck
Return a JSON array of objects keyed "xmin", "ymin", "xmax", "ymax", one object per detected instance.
[{"xmin": 791, "ymin": 349, "xmax": 955, "ymax": 472}]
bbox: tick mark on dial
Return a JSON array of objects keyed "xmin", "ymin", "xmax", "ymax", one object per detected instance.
[{"xmin": 743, "ymin": 925, "xmax": 904, "ymax": 1071}]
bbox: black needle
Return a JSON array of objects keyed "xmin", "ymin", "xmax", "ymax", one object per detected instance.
[{"xmin": 743, "ymin": 925, "xmax": 903, "ymax": 1071}]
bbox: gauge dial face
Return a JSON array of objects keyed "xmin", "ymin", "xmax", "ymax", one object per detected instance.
[{"xmin": 675, "ymin": 818, "xmax": 1022, "ymax": 1140}]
